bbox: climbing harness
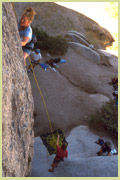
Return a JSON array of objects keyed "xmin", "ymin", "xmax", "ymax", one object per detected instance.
[{"xmin": 23, "ymin": 34, "xmax": 37, "ymax": 51}]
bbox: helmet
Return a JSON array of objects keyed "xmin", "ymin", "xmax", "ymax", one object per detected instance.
[{"xmin": 35, "ymin": 49, "xmax": 40, "ymax": 53}]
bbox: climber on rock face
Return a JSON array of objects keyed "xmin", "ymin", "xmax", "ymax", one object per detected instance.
[
  {"xmin": 18, "ymin": 7, "xmax": 36, "ymax": 66},
  {"xmin": 48, "ymin": 135, "xmax": 68, "ymax": 172}
]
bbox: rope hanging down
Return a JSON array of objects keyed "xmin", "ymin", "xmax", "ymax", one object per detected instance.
[
  {"xmin": 13, "ymin": 4, "xmax": 53, "ymax": 134},
  {"xmin": 29, "ymin": 58, "xmax": 53, "ymax": 134}
]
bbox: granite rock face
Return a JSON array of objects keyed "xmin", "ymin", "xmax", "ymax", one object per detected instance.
[{"xmin": 2, "ymin": 2, "xmax": 34, "ymax": 177}]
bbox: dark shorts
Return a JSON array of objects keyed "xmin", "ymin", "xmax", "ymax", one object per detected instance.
[
  {"xmin": 22, "ymin": 47, "xmax": 32, "ymax": 55},
  {"xmin": 31, "ymin": 60, "xmax": 40, "ymax": 64},
  {"xmin": 53, "ymin": 158, "xmax": 63, "ymax": 164},
  {"xmin": 22, "ymin": 42, "xmax": 34, "ymax": 55}
]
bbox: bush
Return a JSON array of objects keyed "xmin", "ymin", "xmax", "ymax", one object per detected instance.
[
  {"xmin": 32, "ymin": 27, "xmax": 68, "ymax": 55},
  {"xmin": 88, "ymin": 99, "xmax": 118, "ymax": 137}
]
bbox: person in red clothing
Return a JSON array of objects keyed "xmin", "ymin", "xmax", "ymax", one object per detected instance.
[{"xmin": 48, "ymin": 135, "xmax": 68, "ymax": 172}]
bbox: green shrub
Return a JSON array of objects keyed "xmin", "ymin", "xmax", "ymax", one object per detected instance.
[
  {"xmin": 88, "ymin": 99, "xmax": 118, "ymax": 137},
  {"xmin": 32, "ymin": 27, "xmax": 68, "ymax": 55}
]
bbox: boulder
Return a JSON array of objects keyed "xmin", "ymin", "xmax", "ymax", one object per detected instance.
[
  {"xmin": 64, "ymin": 32, "xmax": 90, "ymax": 47},
  {"xmin": 97, "ymin": 49, "xmax": 118, "ymax": 71},
  {"xmin": 68, "ymin": 42, "xmax": 101, "ymax": 64},
  {"xmin": 68, "ymin": 30, "xmax": 87, "ymax": 42}
]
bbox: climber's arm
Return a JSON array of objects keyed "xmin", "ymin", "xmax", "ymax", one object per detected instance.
[{"xmin": 56, "ymin": 135, "xmax": 60, "ymax": 146}]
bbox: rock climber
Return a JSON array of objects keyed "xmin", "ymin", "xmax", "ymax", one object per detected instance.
[
  {"xmin": 18, "ymin": 7, "xmax": 36, "ymax": 66},
  {"xmin": 48, "ymin": 135, "xmax": 68, "ymax": 172},
  {"xmin": 28, "ymin": 49, "xmax": 42, "ymax": 72}
]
